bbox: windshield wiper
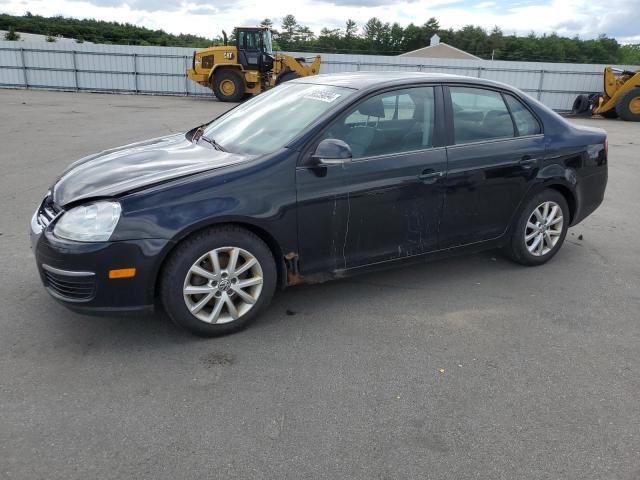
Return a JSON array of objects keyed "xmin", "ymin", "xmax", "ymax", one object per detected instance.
[{"xmin": 199, "ymin": 135, "xmax": 226, "ymax": 152}]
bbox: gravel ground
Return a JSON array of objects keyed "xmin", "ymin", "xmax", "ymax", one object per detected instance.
[{"xmin": 1, "ymin": 89, "xmax": 639, "ymax": 480}]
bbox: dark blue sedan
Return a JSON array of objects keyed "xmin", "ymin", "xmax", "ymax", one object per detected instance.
[{"xmin": 31, "ymin": 72, "xmax": 608, "ymax": 336}]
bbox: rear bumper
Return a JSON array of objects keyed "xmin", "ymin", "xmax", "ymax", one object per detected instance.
[{"xmin": 31, "ymin": 211, "xmax": 171, "ymax": 315}]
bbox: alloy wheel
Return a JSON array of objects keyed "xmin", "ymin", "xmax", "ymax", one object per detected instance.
[
  {"xmin": 183, "ymin": 246, "xmax": 263, "ymax": 324},
  {"xmin": 524, "ymin": 201, "xmax": 564, "ymax": 256}
]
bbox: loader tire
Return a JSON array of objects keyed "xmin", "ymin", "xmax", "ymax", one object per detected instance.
[
  {"xmin": 600, "ymin": 109, "xmax": 618, "ymax": 119},
  {"xmin": 616, "ymin": 88, "xmax": 640, "ymax": 122},
  {"xmin": 212, "ymin": 69, "xmax": 245, "ymax": 102},
  {"xmin": 571, "ymin": 94, "xmax": 590, "ymax": 115},
  {"xmin": 276, "ymin": 71, "xmax": 300, "ymax": 85}
]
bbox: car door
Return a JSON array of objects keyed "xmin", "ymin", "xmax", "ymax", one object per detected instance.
[
  {"xmin": 439, "ymin": 86, "xmax": 546, "ymax": 248},
  {"xmin": 295, "ymin": 85, "xmax": 448, "ymax": 275}
]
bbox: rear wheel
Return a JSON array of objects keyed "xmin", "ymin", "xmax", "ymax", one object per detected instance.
[
  {"xmin": 212, "ymin": 69, "xmax": 245, "ymax": 102},
  {"xmin": 161, "ymin": 226, "xmax": 277, "ymax": 336},
  {"xmin": 504, "ymin": 189, "xmax": 569, "ymax": 266},
  {"xmin": 616, "ymin": 88, "xmax": 640, "ymax": 122}
]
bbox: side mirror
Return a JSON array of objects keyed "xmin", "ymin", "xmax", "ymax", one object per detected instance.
[{"xmin": 311, "ymin": 138, "xmax": 352, "ymax": 166}]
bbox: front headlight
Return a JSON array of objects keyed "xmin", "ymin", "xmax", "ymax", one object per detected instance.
[{"xmin": 53, "ymin": 201, "xmax": 121, "ymax": 242}]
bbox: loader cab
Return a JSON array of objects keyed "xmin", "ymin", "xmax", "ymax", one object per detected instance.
[{"xmin": 235, "ymin": 27, "xmax": 274, "ymax": 73}]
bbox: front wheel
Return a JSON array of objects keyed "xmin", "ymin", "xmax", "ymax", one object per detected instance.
[
  {"xmin": 504, "ymin": 189, "xmax": 569, "ymax": 266},
  {"xmin": 212, "ymin": 69, "xmax": 245, "ymax": 102},
  {"xmin": 160, "ymin": 226, "xmax": 277, "ymax": 336}
]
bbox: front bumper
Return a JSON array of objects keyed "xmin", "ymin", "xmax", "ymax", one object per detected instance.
[{"xmin": 31, "ymin": 210, "xmax": 171, "ymax": 315}]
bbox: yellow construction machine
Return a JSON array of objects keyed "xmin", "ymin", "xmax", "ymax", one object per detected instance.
[
  {"xmin": 573, "ymin": 66, "xmax": 640, "ymax": 121},
  {"xmin": 187, "ymin": 27, "xmax": 321, "ymax": 102}
]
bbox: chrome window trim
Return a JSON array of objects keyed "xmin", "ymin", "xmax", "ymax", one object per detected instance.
[{"xmin": 446, "ymin": 133, "xmax": 545, "ymax": 149}]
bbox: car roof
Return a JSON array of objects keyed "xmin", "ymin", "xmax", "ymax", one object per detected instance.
[{"xmin": 292, "ymin": 71, "xmax": 510, "ymax": 91}]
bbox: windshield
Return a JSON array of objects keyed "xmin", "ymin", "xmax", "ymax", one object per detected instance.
[
  {"xmin": 202, "ymin": 83, "xmax": 355, "ymax": 155},
  {"xmin": 263, "ymin": 30, "xmax": 273, "ymax": 54}
]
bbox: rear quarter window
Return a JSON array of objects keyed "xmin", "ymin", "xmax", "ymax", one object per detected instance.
[{"xmin": 504, "ymin": 95, "xmax": 541, "ymax": 136}]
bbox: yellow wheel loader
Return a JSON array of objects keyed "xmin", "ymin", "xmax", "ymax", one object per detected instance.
[
  {"xmin": 186, "ymin": 27, "xmax": 321, "ymax": 102},
  {"xmin": 572, "ymin": 67, "xmax": 640, "ymax": 121}
]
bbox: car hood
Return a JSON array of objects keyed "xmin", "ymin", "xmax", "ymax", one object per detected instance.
[{"xmin": 52, "ymin": 134, "xmax": 250, "ymax": 206}]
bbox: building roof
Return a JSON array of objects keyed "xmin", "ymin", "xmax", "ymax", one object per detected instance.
[{"xmin": 399, "ymin": 42, "xmax": 480, "ymax": 60}]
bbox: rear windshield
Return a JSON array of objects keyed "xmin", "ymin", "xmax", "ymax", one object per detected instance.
[{"xmin": 203, "ymin": 83, "xmax": 355, "ymax": 155}]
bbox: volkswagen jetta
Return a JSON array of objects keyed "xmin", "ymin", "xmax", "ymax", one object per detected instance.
[{"xmin": 30, "ymin": 72, "xmax": 608, "ymax": 336}]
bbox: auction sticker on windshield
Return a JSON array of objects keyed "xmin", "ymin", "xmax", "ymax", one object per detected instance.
[{"xmin": 303, "ymin": 89, "xmax": 342, "ymax": 103}]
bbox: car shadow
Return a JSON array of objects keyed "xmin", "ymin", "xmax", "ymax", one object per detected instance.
[{"xmin": 34, "ymin": 246, "xmax": 576, "ymax": 352}]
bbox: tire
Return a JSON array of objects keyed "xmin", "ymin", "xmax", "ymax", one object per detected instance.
[
  {"xmin": 276, "ymin": 71, "xmax": 300, "ymax": 85},
  {"xmin": 504, "ymin": 189, "xmax": 570, "ymax": 266},
  {"xmin": 160, "ymin": 226, "xmax": 277, "ymax": 337},
  {"xmin": 571, "ymin": 94, "xmax": 590, "ymax": 115},
  {"xmin": 212, "ymin": 69, "xmax": 245, "ymax": 102},
  {"xmin": 616, "ymin": 88, "xmax": 640, "ymax": 122},
  {"xmin": 600, "ymin": 109, "xmax": 618, "ymax": 119}
]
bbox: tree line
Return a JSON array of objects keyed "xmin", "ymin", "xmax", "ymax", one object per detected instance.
[
  {"xmin": 0, "ymin": 13, "xmax": 213, "ymax": 47},
  {"xmin": 266, "ymin": 15, "xmax": 639, "ymax": 65},
  {"xmin": 1, "ymin": 12, "xmax": 639, "ymax": 65}
]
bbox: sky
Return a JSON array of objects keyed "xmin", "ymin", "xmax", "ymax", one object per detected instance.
[{"xmin": 1, "ymin": 0, "xmax": 638, "ymax": 44}]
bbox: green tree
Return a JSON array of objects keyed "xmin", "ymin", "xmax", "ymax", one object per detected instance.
[
  {"xmin": 345, "ymin": 19, "xmax": 357, "ymax": 39},
  {"xmin": 4, "ymin": 25, "xmax": 20, "ymax": 41},
  {"xmin": 280, "ymin": 14, "xmax": 297, "ymax": 45},
  {"xmin": 619, "ymin": 44, "xmax": 640, "ymax": 65},
  {"xmin": 422, "ymin": 17, "xmax": 440, "ymax": 39},
  {"xmin": 389, "ymin": 22, "xmax": 404, "ymax": 51},
  {"xmin": 363, "ymin": 17, "xmax": 383, "ymax": 43},
  {"xmin": 45, "ymin": 34, "xmax": 56, "ymax": 42},
  {"xmin": 487, "ymin": 26, "xmax": 505, "ymax": 59},
  {"xmin": 259, "ymin": 18, "xmax": 273, "ymax": 29}
]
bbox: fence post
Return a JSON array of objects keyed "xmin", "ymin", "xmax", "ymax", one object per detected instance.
[
  {"xmin": 356, "ymin": 62, "xmax": 361, "ymax": 71},
  {"xmin": 537, "ymin": 70, "xmax": 545, "ymax": 100},
  {"xmin": 20, "ymin": 47, "xmax": 28, "ymax": 88},
  {"xmin": 72, "ymin": 50, "xmax": 79, "ymax": 91},
  {"xmin": 184, "ymin": 55, "xmax": 190, "ymax": 96},
  {"xmin": 477, "ymin": 66, "xmax": 483, "ymax": 78},
  {"xmin": 133, "ymin": 53, "xmax": 138, "ymax": 94}
]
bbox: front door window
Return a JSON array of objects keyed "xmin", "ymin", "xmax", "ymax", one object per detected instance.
[{"xmin": 323, "ymin": 87, "xmax": 436, "ymax": 159}]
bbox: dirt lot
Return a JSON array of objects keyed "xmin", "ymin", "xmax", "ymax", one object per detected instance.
[{"xmin": 1, "ymin": 89, "xmax": 639, "ymax": 480}]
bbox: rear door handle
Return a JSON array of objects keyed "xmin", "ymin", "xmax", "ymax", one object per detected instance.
[
  {"xmin": 418, "ymin": 169, "xmax": 444, "ymax": 183},
  {"xmin": 519, "ymin": 156, "xmax": 539, "ymax": 168}
]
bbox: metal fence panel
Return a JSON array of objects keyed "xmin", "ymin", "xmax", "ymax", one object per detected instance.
[{"xmin": 1, "ymin": 41, "xmax": 637, "ymax": 110}]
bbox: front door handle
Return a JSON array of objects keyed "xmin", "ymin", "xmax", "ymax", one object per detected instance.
[
  {"xmin": 519, "ymin": 156, "xmax": 539, "ymax": 168},
  {"xmin": 418, "ymin": 169, "xmax": 444, "ymax": 184}
]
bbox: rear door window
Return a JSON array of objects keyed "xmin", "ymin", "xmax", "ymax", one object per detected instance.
[{"xmin": 450, "ymin": 87, "xmax": 515, "ymax": 145}]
